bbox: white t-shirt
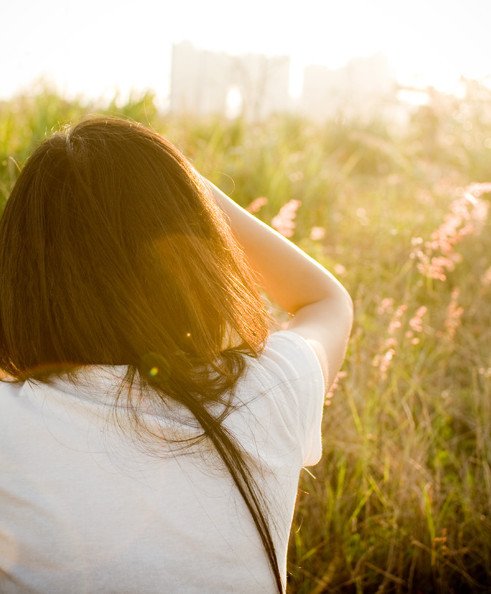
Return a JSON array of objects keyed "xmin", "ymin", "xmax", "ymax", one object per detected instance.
[{"xmin": 0, "ymin": 331, "xmax": 324, "ymax": 593}]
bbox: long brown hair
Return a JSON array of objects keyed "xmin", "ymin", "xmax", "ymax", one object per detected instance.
[{"xmin": 0, "ymin": 117, "xmax": 282, "ymax": 591}]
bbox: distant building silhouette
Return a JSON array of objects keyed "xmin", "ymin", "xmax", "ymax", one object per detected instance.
[
  {"xmin": 299, "ymin": 54, "xmax": 397, "ymax": 121},
  {"xmin": 170, "ymin": 42, "xmax": 290, "ymax": 119},
  {"xmin": 170, "ymin": 43, "xmax": 398, "ymax": 121}
]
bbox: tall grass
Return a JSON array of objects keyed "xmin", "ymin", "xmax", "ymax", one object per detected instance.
[{"xmin": 1, "ymin": 82, "xmax": 490, "ymax": 592}]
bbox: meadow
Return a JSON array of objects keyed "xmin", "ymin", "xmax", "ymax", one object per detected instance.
[{"xmin": 1, "ymin": 82, "xmax": 490, "ymax": 592}]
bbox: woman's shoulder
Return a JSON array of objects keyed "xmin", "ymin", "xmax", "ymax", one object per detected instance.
[
  {"xmin": 249, "ymin": 330, "xmax": 324, "ymax": 387},
  {"xmin": 230, "ymin": 330, "xmax": 325, "ymax": 467}
]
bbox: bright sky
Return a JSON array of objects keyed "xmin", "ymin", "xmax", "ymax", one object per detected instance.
[{"xmin": 1, "ymin": 0, "xmax": 490, "ymax": 105}]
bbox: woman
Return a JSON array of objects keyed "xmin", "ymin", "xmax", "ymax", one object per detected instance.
[{"xmin": 0, "ymin": 117, "xmax": 352, "ymax": 593}]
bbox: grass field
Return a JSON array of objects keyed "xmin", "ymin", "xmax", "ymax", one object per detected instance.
[{"xmin": 1, "ymin": 83, "xmax": 490, "ymax": 592}]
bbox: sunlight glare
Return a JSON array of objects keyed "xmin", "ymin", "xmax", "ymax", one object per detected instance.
[{"xmin": 0, "ymin": 0, "xmax": 489, "ymax": 101}]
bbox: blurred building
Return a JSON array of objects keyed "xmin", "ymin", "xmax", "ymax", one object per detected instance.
[
  {"xmin": 170, "ymin": 44, "xmax": 403, "ymax": 122},
  {"xmin": 299, "ymin": 54, "xmax": 397, "ymax": 121},
  {"xmin": 170, "ymin": 42, "xmax": 290, "ymax": 119}
]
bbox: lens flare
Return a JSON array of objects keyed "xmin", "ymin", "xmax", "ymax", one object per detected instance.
[{"xmin": 140, "ymin": 352, "xmax": 171, "ymax": 381}]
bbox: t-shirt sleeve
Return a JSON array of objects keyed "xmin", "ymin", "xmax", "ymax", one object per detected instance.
[
  {"xmin": 234, "ymin": 330, "xmax": 325, "ymax": 468},
  {"xmin": 268, "ymin": 331, "xmax": 325, "ymax": 466}
]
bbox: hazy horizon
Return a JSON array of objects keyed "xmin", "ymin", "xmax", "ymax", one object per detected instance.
[{"xmin": 2, "ymin": 0, "xmax": 489, "ymax": 106}]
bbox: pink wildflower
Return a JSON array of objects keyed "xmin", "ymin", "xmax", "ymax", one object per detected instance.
[
  {"xmin": 409, "ymin": 306, "xmax": 427, "ymax": 333},
  {"xmin": 465, "ymin": 182, "xmax": 491, "ymax": 198},
  {"xmin": 310, "ymin": 226, "xmax": 325, "ymax": 241},
  {"xmin": 373, "ymin": 303, "xmax": 407, "ymax": 379},
  {"xmin": 334, "ymin": 263, "xmax": 346, "ymax": 277},
  {"xmin": 388, "ymin": 304, "xmax": 408, "ymax": 335},
  {"xmin": 412, "ymin": 183, "xmax": 490, "ymax": 281},
  {"xmin": 481, "ymin": 266, "xmax": 491, "ymax": 287},
  {"xmin": 246, "ymin": 196, "xmax": 268, "ymax": 213},
  {"xmin": 379, "ymin": 348, "xmax": 395, "ymax": 376},
  {"xmin": 406, "ymin": 306, "xmax": 428, "ymax": 345},
  {"xmin": 271, "ymin": 199, "xmax": 301, "ymax": 238},
  {"xmin": 377, "ymin": 297, "xmax": 394, "ymax": 316},
  {"xmin": 325, "ymin": 371, "xmax": 347, "ymax": 404},
  {"xmin": 372, "ymin": 347, "xmax": 395, "ymax": 380},
  {"xmin": 444, "ymin": 287, "xmax": 463, "ymax": 341}
]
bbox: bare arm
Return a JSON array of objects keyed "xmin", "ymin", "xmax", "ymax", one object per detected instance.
[{"xmin": 206, "ymin": 181, "xmax": 353, "ymax": 390}]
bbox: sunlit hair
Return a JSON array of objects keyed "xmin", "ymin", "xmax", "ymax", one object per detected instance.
[{"xmin": 0, "ymin": 117, "xmax": 282, "ymax": 591}]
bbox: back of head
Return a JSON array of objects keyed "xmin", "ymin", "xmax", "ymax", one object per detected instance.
[{"xmin": 0, "ymin": 117, "xmax": 269, "ymax": 392}]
